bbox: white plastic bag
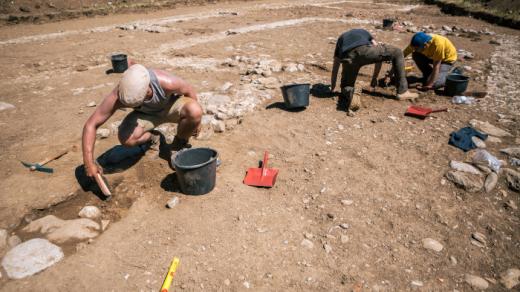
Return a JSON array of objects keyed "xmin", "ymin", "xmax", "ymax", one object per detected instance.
[{"xmin": 472, "ymin": 149, "xmax": 501, "ymax": 173}]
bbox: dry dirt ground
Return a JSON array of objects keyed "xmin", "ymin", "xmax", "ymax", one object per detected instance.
[{"xmin": 0, "ymin": 0, "xmax": 519, "ymax": 291}]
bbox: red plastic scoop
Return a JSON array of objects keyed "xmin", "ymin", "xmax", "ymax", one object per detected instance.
[
  {"xmin": 243, "ymin": 151, "xmax": 278, "ymax": 188},
  {"xmin": 405, "ymin": 105, "xmax": 447, "ymax": 119}
]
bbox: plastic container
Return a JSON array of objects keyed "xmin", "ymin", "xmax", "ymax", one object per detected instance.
[
  {"xmin": 445, "ymin": 74, "xmax": 469, "ymax": 96},
  {"xmin": 472, "ymin": 149, "xmax": 501, "ymax": 173},
  {"xmin": 111, "ymin": 54, "xmax": 128, "ymax": 73},
  {"xmin": 383, "ymin": 19, "xmax": 395, "ymax": 28},
  {"xmin": 451, "ymin": 95, "xmax": 475, "ymax": 104},
  {"xmin": 172, "ymin": 148, "xmax": 218, "ymax": 195},
  {"xmin": 281, "ymin": 83, "xmax": 310, "ymax": 109}
]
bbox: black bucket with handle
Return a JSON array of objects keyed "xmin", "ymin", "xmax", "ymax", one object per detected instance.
[
  {"xmin": 111, "ymin": 54, "xmax": 128, "ymax": 73},
  {"xmin": 445, "ymin": 74, "xmax": 469, "ymax": 96},
  {"xmin": 172, "ymin": 148, "xmax": 218, "ymax": 195},
  {"xmin": 281, "ymin": 83, "xmax": 310, "ymax": 109}
]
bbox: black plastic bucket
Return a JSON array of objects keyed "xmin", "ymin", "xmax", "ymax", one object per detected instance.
[
  {"xmin": 111, "ymin": 54, "xmax": 128, "ymax": 73},
  {"xmin": 281, "ymin": 83, "xmax": 310, "ymax": 109},
  {"xmin": 445, "ymin": 74, "xmax": 469, "ymax": 96},
  {"xmin": 172, "ymin": 148, "xmax": 218, "ymax": 195},
  {"xmin": 383, "ymin": 18, "xmax": 395, "ymax": 28}
]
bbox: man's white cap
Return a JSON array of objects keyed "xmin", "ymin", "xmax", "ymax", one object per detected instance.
[{"xmin": 118, "ymin": 64, "xmax": 150, "ymax": 107}]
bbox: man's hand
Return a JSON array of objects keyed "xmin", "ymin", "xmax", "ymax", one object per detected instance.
[
  {"xmin": 85, "ymin": 162, "xmax": 102, "ymax": 178},
  {"xmin": 417, "ymin": 84, "xmax": 433, "ymax": 91}
]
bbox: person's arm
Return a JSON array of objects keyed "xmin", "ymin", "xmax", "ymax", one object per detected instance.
[
  {"xmin": 331, "ymin": 57, "xmax": 341, "ymax": 92},
  {"xmin": 156, "ymin": 70, "xmax": 198, "ymax": 101},
  {"xmin": 371, "ymin": 62, "xmax": 382, "ymax": 88},
  {"xmin": 82, "ymin": 87, "xmax": 121, "ymax": 178},
  {"xmin": 403, "ymin": 45, "xmax": 413, "ymax": 58},
  {"xmin": 419, "ymin": 60, "xmax": 441, "ymax": 90}
]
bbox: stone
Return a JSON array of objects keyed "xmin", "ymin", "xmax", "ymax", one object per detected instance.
[
  {"xmin": 1, "ymin": 238, "xmax": 64, "ymax": 279},
  {"xmin": 224, "ymin": 279, "xmax": 231, "ymax": 286},
  {"xmin": 144, "ymin": 25, "xmax": 168, "ymax": 33},
  {"xmin": 484, "ymin": 172, "xmax": 498, "ymax": 193},
  {"xmin": 465, "ymin": 274, "xmax": 489, "ymax": 290},
  {"xmin": 500, "ymin": 268, "xmax": 520, "ymax": 289},
  {"xmin": 86, "ymin": 101, "xmax": 96, "ymax": 107},
  {"xmin": 78, "ymin": 206, "xmax": 101, "ymax": 219},
  {"xmin": 442, "ymin": 25, "xmax": 453, "ymax": 32},
  {"xmin": 449, "ymin": 160, "xmax": 481, "ymax": 175},
  {"xmin": 445, "ymin": 171, "xmax": 483, "ymax": 192},
  {"xmin": 7, "ymin": 235, "xmax": 22, "ymax": 249},
  {"xmin": 411, "ymin": 280, "xmax": 424, "ymax": 287},
  {"xmin": 339, "ymin": 223, "xmax": 349, "ymax": 229},
  {"xmin": 22, "ymin": 215, "xmax": 100, "ymax": 244},
  {"xmin": 505, "ymin": 200, "xmax": 518, "ymax": 210},
  {"xmin": 422, "ymin": 238, "xmax": 443, "ymax": 252},
  {"xmin": 470, "ymin": 232, "xmax": 487, "ymax": 248},
  {"xmin": 110, "ymin": 120, "xmax": 122, "ymax": 135},
  {"xmin": 341, "ymin": 199, "xmax": 353, "ymax": 206},
  {"xmin": 0, "ymin": 102, "xmax": 15, "ymax": 111},
  {"xmin": 323, "ymin": 243, "xmax": 332, "ymax": 253},
  {"xmin": 301, "ymin": 239, "xmax": 314, "ymax": 249},
  {"xmin": 500, "ymin": 147, "xmax": 520, "ymax": 159},
  {"xmin": 211, "ymin": 120, "xmax": 226, "ymax": 133},
  {"xmin": 472, "ymin": 136, "xmax": 486, "ymax": 148},
  {"xmin": 257, "ymin": 77, "xmax": 279, "ymax": 89},
  {"xmin": 96, "ymin": 128, "xmax": 110, "ymax": 139},
  {"xmin": 340, "ymin": 235, "xmax": 349, "ymax": 243},
  {"xmin": 450, "ymin": 256, "xmax": 458, "ymax": 265},
  {"xmin": 504, "ymin": 169, "xmax": 520, "ymax": 192},
  {"xmin": 0, "ymin": 229, "xmax": 7, "ymax": 254},
  {"xmin": 283, "ymin": 63, "xmax": 299, "ymax": 72},
  {"xmin": 166, "ymin": 196, "xmax": 179, "ymax": 208},
  {"xmin": 243, "ymin": 281, "xmax": 250, "ymax": 289},
  {"xmin": 487, "ymin": 136, "xmax": 502, "ymax": 143},
  {"xmin": 101, "ymin": 220, "xmax": 110, "ymax": 231},
  {"xmin": 220, "ymin": 82, "xmax": 233, "ymax": 92},
  {"xmin": 469, "ymin": 119, "xmax": 512, "ymax": 137}
]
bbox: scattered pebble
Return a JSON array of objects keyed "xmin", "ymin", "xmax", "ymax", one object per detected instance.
[
  {"xmin": 450, "ymin": 256, "xmax": 458, "ymax": 265},
  {"xmin": 101, "ymin": 220, "xmax": 110, "ymax": 231},
  {"xmin": 411, "ymin": 280, "xmax": 424, "ymax": 287},
  {"xmin": 422, "ymin": 238, "xmax": 443, "ymax": 252},
  {"xmin": 96, "ymin": 128, "xmax": 110, "ymax": 139},
  {"xmin": 0, "ymin": 102, "xmax": 15, "ymax": 111},
  {"xmin": 500, "ymin": 268, "xmax": 520, "ymax": 289},
  {"xmin": 301, "ymin": 239, "xmax": 314, "ymax": 249},
  {"xmin": 86, "ymin": 101, "xmax": 96, "ymax": 107},
  {"xmin": 243, "ymin": 281, "xmax": 250, "ymax": 289},
  {"xmin": 78, "ymin": 206, "xmax": 101, "ymax": 219},
  {"xmin": 339, "ymin": 223, "xmax": 349, "ymax": 229},
  {"xmin": 340, "ymin": 235, "xmax": 349, "ymax": 243},
  {"xmin": 224, "ymin": 279, "xmax": 231, "ymax": 286},
  {"xmin": 323, "ymin": 243, "xmax": 332, "ymax": 253},
  {"xmin": 341, "ymin": 199, "xmax": 353, "ymax": 206},
  {"xmin": 471, "ymin": 232, "xmax": 487, "ymax": 248}
]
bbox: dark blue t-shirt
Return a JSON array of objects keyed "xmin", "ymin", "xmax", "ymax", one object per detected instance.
[{"xmin": 334, "ymin": 29, "xmax": 373, "ymax": 58}]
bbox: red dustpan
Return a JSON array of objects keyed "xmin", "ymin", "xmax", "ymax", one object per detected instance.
[
  {"xmin": 405, "ymin": 105, "xmax": 447, "ymax": 119},
  {"xmin": 243, "ymin": 151, "xmax": 278, "ymax": 188}
]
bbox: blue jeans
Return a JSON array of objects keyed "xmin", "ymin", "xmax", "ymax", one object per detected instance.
[{"xmin": 412, "ymin": 52, "xmax": 453, "ymax": 89}]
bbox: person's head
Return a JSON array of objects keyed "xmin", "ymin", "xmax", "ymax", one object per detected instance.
[
  {"xmin": 118, "ymin": 64, "xmax": 151, "ymax": 108},
  {"xmin": 410, "ymin": 32, "xmax": 432, "ymax": 50}
]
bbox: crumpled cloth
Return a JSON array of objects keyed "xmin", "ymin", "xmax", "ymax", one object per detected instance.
[{"xmin": 449, "ymin": 126, "xmax": 488, "ymax": 152}]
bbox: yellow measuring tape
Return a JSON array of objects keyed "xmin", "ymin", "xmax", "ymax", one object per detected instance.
[{"xmin": 160, "ymin": 257, "xmax": 180, "ymax": 292}]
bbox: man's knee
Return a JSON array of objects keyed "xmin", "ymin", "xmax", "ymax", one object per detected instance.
[{"xmin": 182, "ymin": 101, "xmax": 202, "ymax": 122}]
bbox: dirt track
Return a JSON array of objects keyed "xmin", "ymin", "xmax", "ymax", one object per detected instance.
[{"xmin": 0, "ymin": 0, "xmax": 519, "ymax": 290}]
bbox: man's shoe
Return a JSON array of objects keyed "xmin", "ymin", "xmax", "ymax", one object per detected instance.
[{"xmin": 396, "ymin": 90, "xmax": 419, "ymax": 101}]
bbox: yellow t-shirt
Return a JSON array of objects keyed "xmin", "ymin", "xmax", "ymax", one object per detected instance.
[{"xmin": 403, "ymin": 34, "xmax": 457, "ymax": 63}]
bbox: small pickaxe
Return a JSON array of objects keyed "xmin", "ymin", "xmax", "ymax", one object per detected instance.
[{"xmin": 21, "ymin": 149, "xmax": 69, "ymax": 173}]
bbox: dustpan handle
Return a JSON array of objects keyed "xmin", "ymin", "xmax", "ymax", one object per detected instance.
[
  {"xmin": 431, "ymin": 108, "xmax": 448, "ymax": 113},
  {"xmin": 262, "ymin": 151, "xmax": 269, "ymax": 177}
]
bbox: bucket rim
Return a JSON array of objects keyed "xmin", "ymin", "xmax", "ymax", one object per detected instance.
[
  {"xmin": 281, "ymin": 83, "xmax": 311, "ymax": 89},
  {"xmin": 173, "ymin": 147, "xmax": 219, "ymax": 170},
  {"xmin": 111, "ymin": 53, "xmax": 127, "ymax": 60},
  {"xmin": 447, "ymin": 74, "xmax": 469, "ymax": 81}
]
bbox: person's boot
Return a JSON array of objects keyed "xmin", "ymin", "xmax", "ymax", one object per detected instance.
[
  {"xmin": 341, "ymin": 86, "xmax": 361, "ymax": 112},
  {"xmin": 396, "ymin": 90, "xmax": 419, "ymax": 101},
  {"xmin": 168, "ymin": 136, "xmax": 191, "ymax": 168}
]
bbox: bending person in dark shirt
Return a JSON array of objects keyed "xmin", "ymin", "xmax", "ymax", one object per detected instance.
[{"xmin": 331, "ymin": 29, "xmax": 418, "ymax": 110}]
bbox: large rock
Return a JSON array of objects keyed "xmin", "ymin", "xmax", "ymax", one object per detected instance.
[
  {"xmin": 469, "ymin": 119, "xmax": 512, "ymax": 137},
  {"xmin": 450, "ymin": 160, "xmax": 481, "ymax": 175},
  {"xmin": 1, "ymin": 238, "xmax": 64, "ymax": 279},
  {"xmin": 422, "ymin": 238, "xmax": 443, "ymax": 252},
  {"xmin": 504, "ymin": 169, "xmax": 520, "ymax": 192},
  {"xmin": 465, "ymin": 274, "xmax": 489, "ymax": 290},
  {"xmin": 500, "ymin": 268, "xmax": 520, "ymax": 289},
  {"xmin": 445, "ymin": 171, "xmax": 483, "ymax": 192},
  {"xmin": 22, "ymin": 215, "xmax": 100, "ymax": 244}
]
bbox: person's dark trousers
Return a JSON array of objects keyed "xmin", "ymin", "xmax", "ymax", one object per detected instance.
[
  {"xmin": 412, "ymin": 52, "xmax": 454, "ymax": 88},
  {"xmin": 340, "ymin": 44, "xmax": 408, "ymax": 94}
]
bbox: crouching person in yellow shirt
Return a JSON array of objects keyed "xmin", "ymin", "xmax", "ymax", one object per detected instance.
[{"xmin": 403, "ymin": 32, "xmax": 457, "ymax": 91}]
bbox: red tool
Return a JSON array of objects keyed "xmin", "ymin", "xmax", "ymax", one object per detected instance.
[
  {"xmin": 243, "ymin": 151, "xmax": 278, "ymax": 188},
  {"xmin": 405, "ymin": 105, "xmax": 447, "ymax": 119}
]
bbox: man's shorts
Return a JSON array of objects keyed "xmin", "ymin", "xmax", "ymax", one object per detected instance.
[{"xmin": 119, "ymin": 96, "xmax": 192, "ymax": 133}]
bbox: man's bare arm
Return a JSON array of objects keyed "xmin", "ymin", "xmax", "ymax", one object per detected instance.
[
  {"xmin": 82, "ymin": 87, "xmax": 121, "ymax": 177},
  {"xmin": 331, "ymin": 57, "xmax": 341, "ymax": 92},
  {"xmin": 155, "ymin": 69, "xmax": 198, "ymax": 101}
]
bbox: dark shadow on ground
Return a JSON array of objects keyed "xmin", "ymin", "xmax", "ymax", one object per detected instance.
[
  {"xmin": 361, "ymin": 88, "xmax": 396, "ymax": 100},
  {"xmin": 160, "ymin": 173, "xmax": 181, "ymax": 193},
  {"xmin": 265, "ymin": 102, "xmax": 307, "ymax": 112}
]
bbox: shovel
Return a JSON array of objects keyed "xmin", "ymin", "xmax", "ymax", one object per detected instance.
[
  {"xmin": 21, "ymin": 149, "xmax": 69, "ymax": 173},
  {"xmin": 405, "ymin": 105, "xmax": 447, "ymax": 119},
  {"xmin": 243, "ymin": 151, "xmax": 278, "ymax": 188},
  {"xmin": 94, "ymin": 173, "xmax": 112, "ymax": 198}
]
